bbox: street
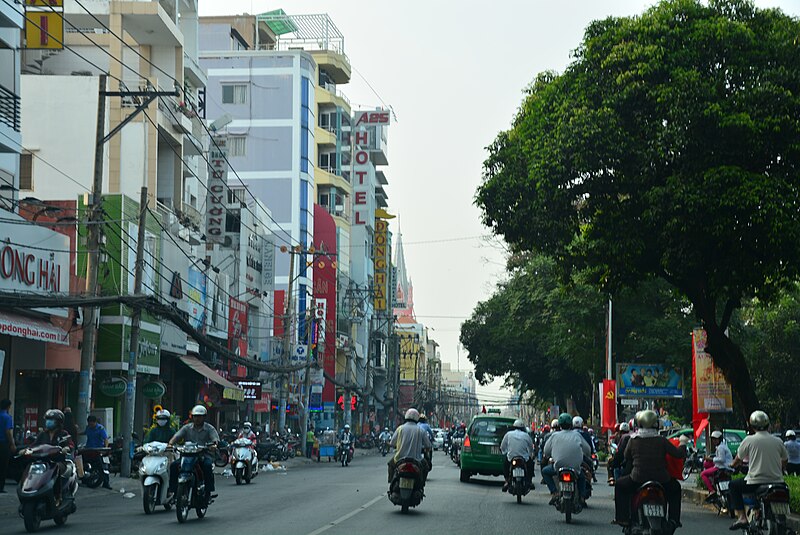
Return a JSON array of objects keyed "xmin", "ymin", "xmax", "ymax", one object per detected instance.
[{"xmin": 1, "ymin": 452, "xmax": 729, "ymax": 535}]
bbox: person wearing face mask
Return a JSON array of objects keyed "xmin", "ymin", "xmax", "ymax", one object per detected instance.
[
  {"xmin": 238, "ymin": 422, "xmax": 257, "ymax": 446},
  {"xmin": 144, "ymin": 410, "xmax": 176, "ymax": 444},
  {"xmin": 35, "ymin": 409, "xmax": 74, "ymax": 448}
]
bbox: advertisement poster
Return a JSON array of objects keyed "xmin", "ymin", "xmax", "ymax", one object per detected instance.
[
  {"xmin": 187, "ymin": 268, "xmax": 206, "ymax": 331},
  {"xmin": 617, "ymin": 363, "xmax": 684, "ymax": 398},
  {"xmin": 228, "ymin": 297, "xmax": 248, "ymax": 357},
  {"xmin": 693, "ymin": 328, "xmax": 733, "ymax": 412}
]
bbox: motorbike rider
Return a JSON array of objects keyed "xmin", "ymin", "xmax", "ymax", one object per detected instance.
[
  {"xmin": 701, "ymin": 430, "xmax": 733, "ymax": 500},
  {"xmin": 379, "ymin": 427, "xmax": 391, "ymax": 453},
  {"xmin": 83, "ymin": 414, "xmax": 112, "ymax": 489},
  {"xmin": 542, "ymin": 413, "xmax": 590, "ymax": 505},
  {"xmin": 33, "ymin": 409, "xmax": 74, "ymax": 505},
  {"xmin": 388, "ymin": 408, "xmax": 432, "ymax": 483},
  {"xmin": 166, "ymin": 405, "xmax": 219, "ymax": 501},
  {"xmin": 784, "ymin": 430, "xmax": 800, "ymax": 475},
  {"xmin": 500, "ymin": 419, "xmax": 535, "ymax": 492},
  {"xmin": 340, "ymin": 424, "xmax": 354, "ymax": 461},
  {"xmin": 418, "ymin": 414, "xmax": 434, "ymax": 441},
  {"xmin": 238, "ymin": 422, "xmax": 257, "ymax": 446},
  {"xmin": 573, "ymin": 415, "xmax": 596, "ymax": 478},
  {"xmin": 613, "ymin": 409, "xmax": 687, "ymax": 529},
  {"xmin": 728, "ymin": 410, "xmax": 788, "ymax": 531},
  {"xmin": 610, "ymin": 420, "xmax": 634, "ymax": 482},
  {"xmin": 144, "ymin": 410, "xmax": 176, "ymax": 444}
]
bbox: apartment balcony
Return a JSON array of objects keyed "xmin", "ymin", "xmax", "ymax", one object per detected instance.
[
  {"xmin": 0, "ymin": 84, "xmax": 20, "ymax": 153},
  {"xmin": 315, "ymin": 85, "xmax": 350, "ymax": 115},
  {"xmin": 0, "ymin": 0, "xmax": 23, "ymax": 29},
  {"xmin": 315, "ymin": 125, "xmax": 335, "ymax": 147},
  {"xmin": 183, "ymin": 52, "xmax": 206, "ymax": 89},
  {"xmin": 66, "ymin": 0, "xmax": 183, "ymax": 47},
  {"xmin": 369, "ymin": 126, "xmax": 388, "ymax": 166},
  {"xmin": 315, "ymin": 165, "xmax": 350, "ymax": 193}
]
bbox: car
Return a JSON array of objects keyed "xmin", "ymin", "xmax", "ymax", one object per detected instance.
[
  {"xmin": 666, "ymin": 428, "xmax": 747, "ymax": 457},
  {"xmin": 458, "ymin": 414, "xmax": 516, "ymax": 483},
  {"xmin": 432, "ymin": 430, "xmax": 444, "ymax": 450}
]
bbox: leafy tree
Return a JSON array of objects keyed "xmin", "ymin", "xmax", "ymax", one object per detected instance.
[{"xmin": 476, "ymin": 0, "xmax": 800, "ymax": 413}]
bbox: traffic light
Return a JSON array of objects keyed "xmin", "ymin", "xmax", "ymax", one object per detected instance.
[
  {"xmin": 337, "ymin": 395, "xmax": 344, "ymax": 410},
  {"xmin": 351, "ymin": 395, "xmax": 357, "ymax": 410}
]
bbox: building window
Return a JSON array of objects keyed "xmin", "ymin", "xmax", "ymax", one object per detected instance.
[
  {"xmin": 229, "ymin": 136, "xmax": 246, "ymax": 157},
  {"xmin": 19, "ymin": 153, "xmax": 32, "ymax": 190},
  {"xmin": 319, "ymin": 192, "xmax": 329, "ymax": 208},
  {"xmin": 222, "ymin": 84, "xmax": 248, "ymax": 104}
]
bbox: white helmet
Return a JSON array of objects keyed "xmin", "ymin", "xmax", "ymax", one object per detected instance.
[
  {"xmin": 573, "ymin": 416, "xmax": 584, "ymax": 428},
  {"xmin": 243, "ymin": 421, "xmax": 252, "ymax": 429},
  {"xmin": 619, "ymin": 422, "xmax": 630, "ymax": 432},
  {"xmin": 711, "ymin": 430, "xmax": 723, "ymax": 439},
  {"xmin": 405, "ymin": 408, "xmax": 420, "ymax": 422},
  {"xmin": 749, "ymin": 410, "xmax": 770, "ymax": 431},
  {"xmin": 787, "ymin": 430, "xmax": 796, "ymax": 438},
  {"xmin": 190, "ymin": 405, "xmax": 207, "ymax": 416},
  {"xmin": 156, "ymin": 409, "xmax": 171, "ymax": 419},
  {"xmin": 344, "ymin": 424, "xmax": 350, "ymax": 430},
  {"xmin": 513, "ymin": 419, "xmax": 526, "ymax": 429},
  {"xmin": 550, "ymin": 418, "xmax": 559, "ymax": 428}
]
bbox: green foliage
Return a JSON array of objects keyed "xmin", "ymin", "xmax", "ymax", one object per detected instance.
[
  {"xmin": 476, "ymin": 0, "xmax": 800, "ymax": 413},
  {"xmin": 785, "ymin": 475, "xmax": 800, "ymax": 514}
]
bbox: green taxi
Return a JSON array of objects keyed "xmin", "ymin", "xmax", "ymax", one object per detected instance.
[{"xmin": 459, "ymin": 413, "xmax": 516, "ymax": 483}]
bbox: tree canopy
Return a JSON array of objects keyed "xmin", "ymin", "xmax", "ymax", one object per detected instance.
[{"xmin": 476, "ymin": 0, "xmax": 800, "ymax": 413}]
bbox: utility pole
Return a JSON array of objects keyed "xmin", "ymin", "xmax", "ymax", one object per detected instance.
[
  {"xmin": 344, "ymin": 287, "xmax": 356, "ymax": 427},
  {"xmin": 121, "ymin": 186, "xmax": 148, "ymax": 477},
  {"xmin": 300, "ymin": 296, "xmax": 315, "ymax": 456},
  {"xmin": 76, "ymin": 75, "xmax": 107, "ymax": 428},
  {"xmin": 278, "ymin": 247, "xmax": 296, "ymax": 431}
]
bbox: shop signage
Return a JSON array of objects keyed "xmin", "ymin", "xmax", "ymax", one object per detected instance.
[
  {"xmin": 0, "ymin": 219, "xmax": 69, "ymax": 294},
  {"xmin": 261, "ymin": 235, "xmax": 275, "ymax": 292},
  {"xmin": 373, "ymin": 218, "xmax": 388, "ymax": 310},
  {"xmin": 236, "ymin": 380, "xmax": 262, "ymax": 400},
  {"xmin": 206, "ymin": 136, "xmax": 228, "ymax": 244},
  {"xmin": 228, "ymin": 297, "xmax": 248, "ymax": 357},
  {"xmin": 187, "ymin": 268, "xmax": 207, "ymax": 331},
  {"xmin": 99, "ymin": 376, "xmax": 127, "ymax": 397},
  {"xmin": 254, "ymin": 391, "xmax": 271, "ymax": 413},
  {"xmin": 241, "ymin": 226, "xmax": 263, "ymax": 300},
  {"xmin": 354, "ymin": 110, "xmax": 391, "ymax": 126},
  {"xmin": 142, "ymin": 381, "xmax": 166, "ymax": 399}
]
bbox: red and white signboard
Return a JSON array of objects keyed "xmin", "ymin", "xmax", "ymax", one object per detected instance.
[
  {"xmin": 354, "ymin": 109, "xmax": 391, "ymax": 126},
  {"xmin": 0, "ymin": 310, "xmax": 68, "ymax": 345}
]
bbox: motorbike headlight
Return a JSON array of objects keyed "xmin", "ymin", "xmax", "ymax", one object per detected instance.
[
  {"xmin": 29, "ymin": 462, "xmax": 47, "ymax": 475},
  {"xmin": 158, "ymin": 458, "xmax": 168, "ymax": 472},
  {"xmin": 139, "ymin": 463, "xmax": 147, "ymax": 475}
]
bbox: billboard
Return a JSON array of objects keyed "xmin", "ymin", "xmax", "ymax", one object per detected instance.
[
  {"xmin": 205, "ymin": 136, "xmax": 228, "ymax": 244},
  {"xmin": 617, "ymin": 363, "xmax": 684, "ymax": 398},
  {"xmin": 228, "ymin": 297, "xmax": 248, "ymax": 357},
  {"xmin": 693, "ymin": 328, "xmax": 733, "ymax": 412}
]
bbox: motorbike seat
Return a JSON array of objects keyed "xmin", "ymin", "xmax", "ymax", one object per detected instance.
[
  {"xmin": 756, "ymin": 482, "xmax": 789, "ymax": 497},
  {"xmin": 637, "ymin": 480, "xmax": 665, "ymax": 491}
]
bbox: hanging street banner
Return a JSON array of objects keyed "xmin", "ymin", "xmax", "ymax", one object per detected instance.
[
  {"xmin": 601, "ymin": 379, "xmax": 617, "ymax": 432},
  {"xmin": 617, "ymin": 363, "xmax": 684, "ymax": 398},
  {"xmin": 692, "ymin": 328, "xmax": 733, "ymax": 412}
]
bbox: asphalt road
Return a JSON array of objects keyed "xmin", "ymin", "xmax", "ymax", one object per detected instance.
[{"xmin": 0, "ymin": 451, "xmax": 733, "ymax": 535}]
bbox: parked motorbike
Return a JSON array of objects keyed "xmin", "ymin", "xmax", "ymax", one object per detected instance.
[
  {"xmin": 138, "ymin": 441, "xmax": 174, "ymax": 514},
  {"xmin": 508, "ymin": 456, "xmax": 531, "ymax": 504},
  {"xmin": 388, "ymin": 457, "xmax": 426, "ymax": 513},
  {"xmin": 553, "ymin": 467, "xmax": 583, "ymax": 524},
  {"xmin": 75, "ymin": 446, "xmax": 110, "ymax": 489},
  {"xmin": 16, "ymin": 443, "xmax": 78, "ymax": 533},
  {"xmin": 740, "ymin": 482, "xmax": 791, "ymax": 535},
  {"xmin": 682, "ymin": 445, "xmax": 702, "ymax": 480},
  {"xmin": 622, "ymin": 480, "xmax": 673, "ymax": 535},
  {"xmin": 175, "ymin": 443, "xmax": 214, "ymax": 523},
  {"xmin": 230, "ymin": 438, "xmax": 257, "ymax": 485}
]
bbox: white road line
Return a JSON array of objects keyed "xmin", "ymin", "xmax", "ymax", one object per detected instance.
[{"xmin": 305, "ymin": 495, "xmax": 384, "ymax": 535}]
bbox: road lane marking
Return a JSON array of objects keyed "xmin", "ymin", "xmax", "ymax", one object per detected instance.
[{"xmin": 305, "ymin": 494, "xmax": 384, "ymax": 535}]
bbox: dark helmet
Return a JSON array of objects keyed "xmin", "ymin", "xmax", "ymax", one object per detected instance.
[
  {"xmin": 558, "ymin": 413, "xmax": 573, "ymax": 430},
  {"xmin": 45, "ymin": 409, "xmax": 65, "ymax": 423}
]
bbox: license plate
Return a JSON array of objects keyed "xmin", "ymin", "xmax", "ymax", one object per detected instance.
[
  {"xmin": 644, "ymin": 504, "xmax": 665, "ymax": 517},
  {"xmin": 512, "ymin": 468, "xmax": 525, "ymax": 477},
  {"xmin": 399, "ymin": 478, "xmax": 414, "ymax": 489},
  {"xmin": 718, "ymin": 481, "xmax": 730, "ymax": 491},
  {"xmin": 490, "ymin": 446, "xmax": 500, "ymax": 455},
  {"xmin": 102, "ymin": 456, "xmax": 110, "ymax": 464},
  {"xmin": 771, "ymin": 502, "xmax": 790, "ymax": 515},
  {"xmin": 560, "ymin": 482, "xmax": 574, "ymax": 492}
]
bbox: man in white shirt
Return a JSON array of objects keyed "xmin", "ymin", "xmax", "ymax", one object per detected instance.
[
  {"xmin": 701, "ymin": 430, "xmax": 733, "ymax": 498},
  {"xmin": 784, "ymin": 430, "xmax": 800, "ymax": 475},
  {"xmin": 728, "ymin": 411, "xmax": 788, "ymax": 531},
  {"xmin": 500, "ymin": 419, "xmax": 535, "ymax": 492}
]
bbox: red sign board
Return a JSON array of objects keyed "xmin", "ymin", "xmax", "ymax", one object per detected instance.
[
  {"xmin": 313, "ymin": 205, "xmax": 337, "ymax": 404},
  {"xmin": 228, "ymin": 297, "xmax": 248, "ymax": 357},
  {"xmin": 254, "ymin": 392, "xmax": 271, "ymax": 413}
]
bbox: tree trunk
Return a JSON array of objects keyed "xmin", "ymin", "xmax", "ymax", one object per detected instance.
[{"xmin": 703, "ymin": 320, "xmax": 760, "ymax": 416}]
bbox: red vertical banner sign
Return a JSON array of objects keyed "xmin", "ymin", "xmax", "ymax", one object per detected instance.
[
  {"xmin": 601, "ymin": 379, "xmax": 617, "ymax": 432},
  {"xmin": 313, "ymin": 205, "xmax": 337, "ymax": 405}
]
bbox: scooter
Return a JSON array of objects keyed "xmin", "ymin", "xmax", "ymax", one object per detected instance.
[
  {"xmin": 388, "ymin": 457, "xmax": 426, "ymax": 513},
  {"xmin": 740, "ymin": 482, "xmax": 791, "ymax": 535},
  {"xmin": 16, "ymin": 443, "xmax": 79, "ymax": 532},
  {"xmin": 623, "ymin": 481, "xmax": 674, "ymax": 535},
  {"xmin": 138, "ymin": 441, "xmax": 174, "ymax": 514},
  {"xmin": 708, "ymin": 467, "xmax": 735, "ymax": 518},
  {"xmin": 508, "ymin": 456, "xmax": 531, "ymax": 504},
  {"xmin": 175, "ymin": 443, "xmax": 215, "ymax": 523},
  {"xmin": 554, "ymin": 467, "xmax": 583, "ymax": 524},
  {"xmin": 379, "ymin": 439, "xmax": 390, "ymax": 457},
  {"xmin": 230, "ymin": 438, "xmax": 257, "ymax": 485},
  {"xmin": 337, "ymin": 439, "xmax": 353, "ymax": 467},
  {"xmin": 75, "ymin": 446, "xmax": 110, "ymax": 489}
]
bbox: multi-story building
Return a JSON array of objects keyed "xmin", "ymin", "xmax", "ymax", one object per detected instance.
[{"xmin": 0, "ymin": 0, "xmax": 21, "ymax": 206}]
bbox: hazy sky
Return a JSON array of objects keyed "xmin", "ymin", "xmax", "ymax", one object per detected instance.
[{"xmin": 199, "ymin": 1, "xmax": 798, "ymax": 404}]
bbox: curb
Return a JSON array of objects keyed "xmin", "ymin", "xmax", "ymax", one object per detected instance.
[{"xmin": 682, "ymin": 484, "xmax": 800, "ymax": 531}]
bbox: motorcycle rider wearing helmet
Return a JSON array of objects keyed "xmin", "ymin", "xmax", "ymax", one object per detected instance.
[
  {"xmin": 728, "ymin": 410, "xmax": 788, "ymax": 531},
  {"xmin": 784, "ymin": 430, "xmax": 800, "ymax": 476},
  {"xmin": 418, "ymin": 414, "xmax": 434, "ymax": 442},
  {"xmin": 144, "ymin": 410, "xmax": 176, "ymax": 444},
  {"xmin": 500, "ymin": 419, "xmax": 535, "ymax": 492},
  {"xmin": 388, "ymin": 408, "xmax": 432, "ymax": 483},
  {"xmin": 35, "ymin": 409, "xmax": 74, "ymax": 449},
  {"xmin": 167, "ymin": 405, "xmax": 220, "ymax": 500},
  {"xmin": 542, "ymin": 413, "xmax": 590, "ymax": 505},
  {"xmin": 238, "ymin": 422, "xmax": 257, "ymax": 446},
  {"xmin": 701, "ymin": 430, "xmax": 733, "ymax": 499},
  {"xmin": 613, "ymin": 409, "xmax": 687, "ymax": 528}
]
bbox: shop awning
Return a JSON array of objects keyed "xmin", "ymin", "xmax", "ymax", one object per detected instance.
[
  {"xmin": 0, "ymin": 311, "xmax": 69, "ymax": 345},
  {"xmin": 178, "ymin": 356, "xmax": 244, "ymax": 401}
]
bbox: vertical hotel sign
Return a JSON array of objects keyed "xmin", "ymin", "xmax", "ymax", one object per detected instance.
[
  {"xmin": 24, "ymin": 1, "xmax": 64, "ymax": 50},
  {"xmin": 206, "ymin": 136, "xmax": 228, "ymax": 244},
  {"xmin": 373, "ymin": 218, "xmax": 388, "ymax": 311},
  {"xmin": 351, "ymin": 110, "xmax": 390, "ymax": 226}
]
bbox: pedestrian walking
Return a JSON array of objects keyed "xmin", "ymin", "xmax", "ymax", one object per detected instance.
[{"xmin": 0, "ymin": 399, "xmax": 17, "ymax": 493}]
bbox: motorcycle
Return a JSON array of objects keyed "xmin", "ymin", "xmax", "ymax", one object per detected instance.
[
  {"xmin": 336, "ymin": 439, "xmax": 353, "ymax": 467},
  {"xmin": 175, "ymin": 443, "xmax": 214, "ymax": 523},
  {"xmin": 708, "ymin": 468, "xmax": 735, "ymax": 518},
  {"xmin": 553, "ymin": 467, "xmax": 583, "ymax": 524},
  {"xmin": 75, "ymin": 446, "xmax": 110, "ymax": 489},
  {"xmin": 508, "ymin": 456, "xmax": 531, "ymax": 504},
  {"xmin": 213, "ymin": 438, "xmax": 229, "ymax": 467},
  {"xmin": 740, "ymin": 482, "xmax": 791, "ymax": 535},
  {"xmin": 623, "ymin": 480, "xmax": 673, "ymax": 535},
  {"xmin": 682, "ymin": 445, "xmax": 702, "ymax": 480},
  {"xmin": 388, "ymin": 457, "xmax": 426, "ymax": 513},
  {"xmin": 16, "ymin": 443, "xmax": 78, "ymax": 533},
  {"xmin": 379, "ymin": 438, "xmax": 390, "ymax": 457},
  {"xmin": 138, "ymin": 441, "xmax": 174, "ymax": 514},
  {"xmin": 230, "ymin": 438, "xmax": 257, "ymax": 485}
]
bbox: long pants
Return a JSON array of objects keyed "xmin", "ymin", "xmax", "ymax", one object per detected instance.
[
  {"xmin": 614, "ymin": 476, "xmax": 681, "ymax": 523},
  {"xmin": 0, "ymin": 442, "xmax": 9, "ymax": 491},
  {"xmin": 168, "ymin": 456, "xmax": 215, "ymax": 493},
  {"xmin": 788, "ymin": 463, "xmax": 800, "ymax": 476},
  {"xmin": 503, "ymin": 457, "xmax": 535, "ymax": 485},
  {"xmin": 728, "ymin": 478, "xmax": 777, "ymax": 512},
  {"xmin": 542, "ymin": 464, "xmax": 586, "ymax": 497},
  {"xmin": 305, "ymin": 443, "xmax": 313, "ymax": 459},
  {"xmin": 701, "ymin": 466, "xmax": 719, "ymax": 492}
]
